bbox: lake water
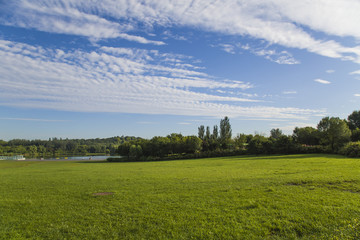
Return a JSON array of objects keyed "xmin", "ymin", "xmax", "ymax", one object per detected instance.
[{"xmin": 26, "ymin": 156, "xmax": 122, "ymax": 161}]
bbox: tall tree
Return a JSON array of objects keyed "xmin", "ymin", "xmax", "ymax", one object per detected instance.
[
  {"xmin": 212, "ymin": 125, "xmax": 219, "ymax": 140},
  {"xmin": 270, "ymin": 128, "xmax": 283, "ymax": 139},
  {"xmin": 348, "ymin": 110, "xmax": 360, "ymax": 130},
  {"xmin": 220, "ymin": 116, "xmax": 232, "ymax": 149},
  {"xmin": 205, "ymin": 126, "xmax": 211, "ymax": 140},
  {"xmin": 317, "ymin": 117, "xmax": 351, "ymax": 151},
  {"xmin": 198, "ymin": 125, "xmax": 205, "ymax": 140}
]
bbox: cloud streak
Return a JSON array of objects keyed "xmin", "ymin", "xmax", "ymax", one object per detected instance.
[
  {"xmin": 0, "ymin": 117, "xmax": 67, "ymax": 122},
  {"xmin": 0, "ymin": 40, "xmax": 323, "ymax": 120},
  {"xmin": 1, "ymin": 1, "xmax": 360, "ymax": 63},
  {"xmin": 314, "ymin": 79, "xmax": 331, "ymax": 84}
]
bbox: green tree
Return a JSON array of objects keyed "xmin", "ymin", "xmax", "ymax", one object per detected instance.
[
  {"xmin": 168, "ymin": 133, "xmax": 183, "ymax": 154},
  {"xmin": 347, "ymin": 110, "xmax": 360, "ymax": 130},
  {"xmin": 272, "ymin": 135, "xmax": 295, "ymax": 154},
  {"xmin": 234, "ymin": 133, "xmax": 247, "ymax": 150},
  {"xmin": 129, "ymin": 145, "xmax": 143, "ymax": 161},
  {"xmin": 270, "ymin": 128, "xmax": 283, "ymax": 139},
  {"xmin": 293, "ymin": 127, "xmax": 320, "ymax": 145},
  {"xmin": 118, "ymin": 142, "xmax": 132, "ymax": 158},
  {"xmin": 205, "ymin": 126, "xmax": 211, "ymax": 140},
  {"xmin": 220, "ymin": 116, "xmax": 232, "ymax": 149},
  {"xmin": 27, "ymin": 145, "xmax": 38, "ymax": 157},
  {"xmin": 212, "ymin": 125, "xmax": 219, "ymax": 140},
  {"xmin": 247, "ymin": 135, "xmax": 272, "ymax": 154},
  {"xmin": 183, "ymin": 136, "xmax": 202, "ymax": 154},
  {"xmin": 317, "ymin": 117, "xmax": 351, "ymax": 151},
  {"xmin": 198, "ymin": 125, "xmax": 205, "ymax": 140},
  {"xmin": 351, "ymin": 128, "xmax": 360, "ymax": 142}
]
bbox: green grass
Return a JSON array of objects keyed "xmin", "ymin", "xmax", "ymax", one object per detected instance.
[{"xmin": 1, "ymin": 154, "xmax": 360, "ymax": 239}]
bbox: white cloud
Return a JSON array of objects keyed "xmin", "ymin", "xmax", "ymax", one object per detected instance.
[
  {"xmin": 216, "ymin": 43, "xmax": 300, "ymax": 64},
  {"xmin": 0, "ymin": 40, "xmax": 323, "ymax": 120},
  {"xmin": 177, "ymin": 122, "xmax": 192, "ymax": 125},
  {"xmin": 0, "ymin": 117, "xmax": 67, "ymax": 122},
  {"xmin": 354, "ymin": 94, "xmax": 360, "ymax": 97},
  {"xmin": 218, "ymin": 44, "xmax": 236, "ymax": 54},
  {"xmin": 326, "ymin": 69, "xmax": 335, "ymax": 74},
  {"xmin": 276, "ymin": 122, "xmax": 317, "ymax": 133},
  {"xmin": 2, "ymin": 1, "xmax": 360, "ymax": 62},
  {"xmin": 314, "ymin": 79, "xmax": 331, "ymax": 84},
  {"xmin": 283, "ymin": 91, "xmax": 297, "ymax": 95},
  {"xmin": 1, "ymin": 1, "xmax": 164, "ymax": 45},
  {"xmin": 350, "ymin": 70, "xmax": 360, "ymax": 75}
]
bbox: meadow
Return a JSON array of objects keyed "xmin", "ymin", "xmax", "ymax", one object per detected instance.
[{"xmin": 1, "ymin": 154, "xmax": 360, "ymax": 239}]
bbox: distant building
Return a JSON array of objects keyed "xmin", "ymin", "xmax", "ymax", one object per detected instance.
[{"xmin": 0, "ymin": 155, "xmax": 26, "ymax": 160}]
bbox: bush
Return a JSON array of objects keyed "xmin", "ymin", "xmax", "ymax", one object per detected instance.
[
  {"xmin": 294, "ymin": 144, "xmax": 329, "ymax": 154},
  {"xmin": 107, "ymin": 157, "xmax": 127, "ymax": 162},
  {"xmin": 340, "ymin": 141, "xmax": 360, "ymax": 157}
]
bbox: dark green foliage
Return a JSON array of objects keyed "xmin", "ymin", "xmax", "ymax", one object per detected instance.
[
  {"xmin": 272, "ymin": 135, "xmax": 295, "ymax": 154},
  {"xmin": 220, "ymin": 116, "xmax": 232, "ymax": 149},
  {"xmin": 212, "ymin": 125, "xmax": 219, "ymax": 140},
  {"xmin": 106, "ymin": 157, "xmax": 126, "ymax": 162},
  {"xmin": 340, "ymin": 141, "xmax": 360, "ymax": 157},
  {"xmin": 351, "ymin": 128, "xmax": 360, "ymax": 141},
  {"xmin": 317, "ymin": 117, "xmax": 351, "ymax": 151},
  {"xmin": 293, "ymin": 127, "xmax": 320, "ymax": 145},
  {"xmin": 4, "ymin": 111, "xmax": 360, "ymax": 160},
  {"xmin": 247, "ymin": 135, "xmax": 272, "ymax": 154},
  {"xmin": 0, "ymin": 136, "xmax": 139, "ymax": 158},
  {"xmin": 347, "ymin": 110, "xmax": 360, "ymax": 130},
  {"xmin": 270, "ymin": 128, "xmax": 283, "ymax": 139},
  {"xmin": 294, "ymin": 145, "xmax": 328, "ymax": 154},
  {"xmin": 233, "ymin": 134, "xmax": 247, "ymax": 150},
  {"xmin": 129, "ymin": 145, "xmax": 143, "ymax": 161},
  {"xmin": 117, "ymin": 134, "xmax": 202, "ymax": 160},
  {"xmin": 183, "ymin": 136, "xmax": 202, "ymax": 154},
  {"xmin": 198, "ymin": 125, "xmax": 205, "ymax": 140}
]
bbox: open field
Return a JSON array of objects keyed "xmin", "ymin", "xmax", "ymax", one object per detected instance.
[{"xmin": 1, "ymin": 154, "xmax": 360, "ymax": 239}]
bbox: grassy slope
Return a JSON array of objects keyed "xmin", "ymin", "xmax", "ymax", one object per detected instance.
[{"xmin": 1, "ymin": 154, "xmax": 360, "ymax": 239}]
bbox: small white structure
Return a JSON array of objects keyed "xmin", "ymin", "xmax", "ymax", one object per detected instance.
[{"xmin": 0, "ymin": 155, "xmax": 26, "ymax": 160}]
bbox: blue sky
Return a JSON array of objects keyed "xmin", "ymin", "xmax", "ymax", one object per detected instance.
[{"xmin": 1, "ymin": 0, "xmax": 360, "ymax": 140}]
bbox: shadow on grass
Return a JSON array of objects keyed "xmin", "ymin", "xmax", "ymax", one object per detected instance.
[
  {"xmin": 229, "ymin": 154, "xmax": 344, "ymax": 161},
  {"xmin": 76, "ymin": 160, "xmax": 109, "ymax": 164},
  {"xmin": 77, "ymin": 154, "xmax": 345, "ymax": 164}
]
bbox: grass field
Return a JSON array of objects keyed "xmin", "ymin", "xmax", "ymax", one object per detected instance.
[{"xmin": 1, "ymin": 154, "xmax": 360, "ymax": 239}]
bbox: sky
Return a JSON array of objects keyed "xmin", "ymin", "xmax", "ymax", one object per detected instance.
[{"xmin": 1, "ymin": 0, "xmax": 360, "ymax": 140}]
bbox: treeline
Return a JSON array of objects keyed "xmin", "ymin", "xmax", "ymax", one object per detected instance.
[
  {"xmin": 114, "ymin": 117, "xmax": 233, "ymax": 161},
  {"xmin": 115, "ymin": 110, "xmax": 360, "ymax": 161},
  {"xmin": 0, "ymin": 136, "xmax": 139, "ymax": 158},
  {"xmin": 3, "ymin": 110, "xmax": 360, "ymax": 160}
]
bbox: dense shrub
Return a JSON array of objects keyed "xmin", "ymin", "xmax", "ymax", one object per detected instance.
[
  {"xmin": 340, "ymin": 142, "xmax": 360, "ymax": 157},
  {"xmin": 107, "ymin": 157, "xmax": 127, "ymax": 162},
  {"xmin": 247, "ymin": 135, "xmax": 272, "ymax": 154},
  {"xmin": 294, "ymin": 144, "xmax": 329, "ymax": 154}
]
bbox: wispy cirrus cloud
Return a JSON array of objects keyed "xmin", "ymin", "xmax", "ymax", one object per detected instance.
[
  {"xmin": 0, "ymin": 1, "xmax": 164, "ymax": 45},
  {"xmin": 1, "ymin": 1, "xmax": 360, "ymax": 63},
  {"xmin": 0, "ymin": 39, "xmax": 323, "ymax": 120},
  {"xmin": 283, "ymin": 91, "xmax": 297, "ymax": 95},
  {"xmin": 0, "ymin": 117, "xmax": 67, "ymax": 122},
  {"xmin": 214, "ymin": 43, "xmax": 300, "ymax": 65}
]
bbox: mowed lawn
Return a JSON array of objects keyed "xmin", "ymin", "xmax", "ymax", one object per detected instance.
[{"xmin": 1, "ymin": 154, "xmax": 360, "ymax": 239}]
